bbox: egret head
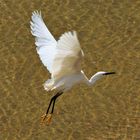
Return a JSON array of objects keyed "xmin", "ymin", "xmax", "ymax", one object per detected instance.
[
  {"xmin": 94, "ymin": 71, "xmax": 115, "ymax": 79},
  {"xmin": 89, "ymin": 71, "xmax": 115, "ymax": 85}
]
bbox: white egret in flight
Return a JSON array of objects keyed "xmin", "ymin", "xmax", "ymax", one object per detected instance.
[{"xmin": 30, "ymin": 11, "xmax": 115, "ymax": 125}]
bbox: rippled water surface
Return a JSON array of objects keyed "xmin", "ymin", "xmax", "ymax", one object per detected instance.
[{"xmin": 0, "ymin": 0, "xmax": 140, "ymax": 139}]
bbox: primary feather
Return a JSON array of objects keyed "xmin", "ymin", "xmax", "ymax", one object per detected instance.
[{"xmin": 30, "ymin": 11, "xmax": 57, "ymax": 73}]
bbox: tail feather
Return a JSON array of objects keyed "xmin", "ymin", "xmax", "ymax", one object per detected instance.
[{"xmin": 43, "ymin": 79, "xmax": 54, "ymax": 91}]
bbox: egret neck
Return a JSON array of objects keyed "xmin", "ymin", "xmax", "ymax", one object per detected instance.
[{"xmin": 82, "ymin": 71, "xmax": 115, "ymax": 86}]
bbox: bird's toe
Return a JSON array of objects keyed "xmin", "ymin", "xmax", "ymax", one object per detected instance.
[
  {"xmin": 46, "ymin": 114, "xmax": 52, "ymax": 124},
  {"xmin": 40, "ymin": 113, "xmax": 52, "ymax": 125}
]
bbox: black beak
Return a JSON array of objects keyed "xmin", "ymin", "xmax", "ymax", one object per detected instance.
[{"xmin": 104, "ymin": 72, "xmax": 116, "ymax": 75}]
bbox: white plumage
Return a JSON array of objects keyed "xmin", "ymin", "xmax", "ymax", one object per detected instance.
[
  {"xmin": 30, "ymin": 11, "xmax": 115, "ymax": 124},
  {"xmin": 30, "ymin": 11, "xmax": 57, "ymax": 73},
  {"xmin": 30, "ymin": 11, "xmax": 115, "ymax": 92}
]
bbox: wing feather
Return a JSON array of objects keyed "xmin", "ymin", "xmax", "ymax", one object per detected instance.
[
  {"xmin": 30, "ymin": 11, "xmax": 57, "ymax": 73},
  {"xmin": 51, "ymin": 31, "xmax": 84, "ymax": 80},
  {"xmin": 30, "ymin": 11, "xmax": 84, "ymax": 79}
]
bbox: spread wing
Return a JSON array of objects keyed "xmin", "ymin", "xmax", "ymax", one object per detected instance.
[
  {"xmin": 51, "ymin": 31, "xmax": 84, "ymax": 80},
  {"xmin": 30, "ymin": 11, "xmax": 57, "ymax": 73}
]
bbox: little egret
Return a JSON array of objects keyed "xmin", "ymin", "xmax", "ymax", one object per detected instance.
[{"xmin": 30, "ymin": 11, "xmax": 115, "ymax": 124}]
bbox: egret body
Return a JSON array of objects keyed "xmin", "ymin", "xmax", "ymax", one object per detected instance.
[{"xmin": 30, "ymin": 11, "xmax": 115, "ymax": 124}]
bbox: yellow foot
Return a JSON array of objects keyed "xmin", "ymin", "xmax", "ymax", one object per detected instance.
[{"xmin": 40, "ymin": 114, "xmax": 52, "ymax": 125}]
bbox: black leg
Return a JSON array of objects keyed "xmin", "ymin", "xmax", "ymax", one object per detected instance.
[
  {"xmin": 51, "ymin": 92, "xmax": 63, "ymax": 114},
  {"xmin": 46, "ymin": 97, "xmax": 54, "ymax": 114},
  {"xmin": 46, "ymin": 92, "xmax": 63, "ymax": 114},
  {"xmin": 51, "ymin": 98, "xmax": 56, "ymax": 114}
]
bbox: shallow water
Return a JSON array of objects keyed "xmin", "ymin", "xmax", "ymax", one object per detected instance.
[{"xmin": 0, "ymin": 0, "xmax": 140, "ymax": 139}]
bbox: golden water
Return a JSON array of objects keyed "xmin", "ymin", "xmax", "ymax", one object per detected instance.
[{"xmin": 0, "ymin": 0, "xmax": 140, "ymax": 139}]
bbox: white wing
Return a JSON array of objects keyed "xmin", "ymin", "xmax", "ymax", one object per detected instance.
[
  {"xmin": 51, "ymin": 31, "xmax": 84, "ymax": 80},
  {"xmin": 30, "ymin": 11, "xmax": 57, "ymax": 73}
]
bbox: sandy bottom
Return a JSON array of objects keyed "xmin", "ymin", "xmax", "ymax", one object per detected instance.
[{"xmin": 0, "ymin": 0, "xmax": 140, "ymax": 139}]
